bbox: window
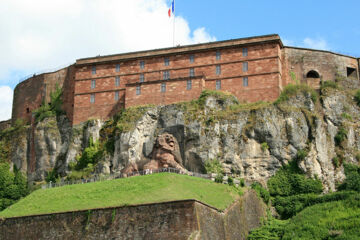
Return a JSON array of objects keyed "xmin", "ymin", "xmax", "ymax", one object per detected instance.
[
  {"xmin": 161, "ymin": 83, "xmax": 166, "ymax": 92},
  {"xmin": 216, "ymin": 50, "xmax": 221, "ymax": 60},
  {"xmin": 164, "ymin": 57, "xmax": 170, "ymax": 66},
  {"xmin": 91, "ymin": 66, "xmax": 96, "ymax": 75},
  {"xmin": 189, "ymin": 54, "xmax": 195, "ymax": 63},
  {"xmin": 140, "ymin": 74, "xmax": 145, "ymax": 82},
  {"xmin": 136, "ymin": 86, "xmax": 141, "ymax": 95},
  {"xmin": 115, "ymin": 76, "xmax": 120, "ymax": 87},
  {"xmin": 26, "ymin": 108, "xmax": 30, "ymax": 113},
  {"xmin": 243, "ymin": 62, "xmax": 248, "ymax": 72},
  {"xmin": 242, "ymin": 48, "xmax": 248, "ymax": 57},
  {"xmin": 347, "ymin": 67, "xmax": 357, "ymax": 79},
  {"xmin": 216, "ymin": 65, "xmax": 221, "ymax": 75},
  {"xmin": 115, "ymin": 64, "xmax": 120, "ymax": 72},
  {"xmin": 91, "ymin": 79, "xmax": 96, "ymax": 89},
  {"xmin": 243, "ymin": 77, "xmax": 248, "ymax": 87},
  {"xmin": 140, "ymin": 60, "xmax": 145, "ymax": 69},
  {"xmin": 187, "ymin": 80, "xmax": 192, "ymax": 90},
  {"xmin": 90, "ymin": 94, "xmax": 95, "ymax": 103},
  {"xmin": 163, "ymin": 71, "xmax": 170, "ymax": 80},
  {"xmin": 115, "ymin": 91, "xmax": 119, "ymax": 101},
  {"xmin": 189, "ymin": 68, "xmax": 195, "ymax": 77},
  {"xmin": 216, "ymin": 80, "xmax": 221, "ymax": 90}
]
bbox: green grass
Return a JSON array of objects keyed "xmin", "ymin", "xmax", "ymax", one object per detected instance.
[{"xmin": 0, "ymin": 173, "xmax": 240, "ymax": 218}]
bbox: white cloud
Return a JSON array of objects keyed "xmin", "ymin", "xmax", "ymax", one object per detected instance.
[
  {"xmin": 0, "ymin": 0, "xmax": 216, "ymax": 84},
  {"xmin": 282, "ymin": 39, "xmax": 294, "ymax": 46},
  {"xmin": 0, "ymin": 86, "xmax": 13, "ymax": 121},
  {"xmin": 302, "ymin": 37, "xmax": 329, "ymax": 50},
  {"xmin": 0, "ymin": 0, "xmax": 215, "ymax": 120}
]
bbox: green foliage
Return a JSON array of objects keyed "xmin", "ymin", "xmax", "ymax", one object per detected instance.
[
  {"xmin": 204, "ymin": 159, "xmax": 224, "ymax": 175},
  {"xmin": 74, "ymin": 138, "xmax": 101, "ymax": 171},
  {"xmin": 268, "ymin": 161, "xmax": 323, "ymax": 197},
  {"xmin": 33, "ymin": 85, "xmax": 64, "ymax": 122},
  {"xmin": 227, "ymin": 176, "xmax": 234, "ymax": 186},
  {"xmin": 0, "ymin": 173, "xmax": 239, "ymax": 218},
  {"xmin": 275, "ymin": 84, "xmax": 317, "ymax": 104},
  {"xmin": 248, "ymin": 216, "xmax": 288, "ymax": 240},
  {"xmin": 289, "ymin": 71, "xmax": 299, "ymax": 84},
  {"xmin": 197, "ymin": 89, "xmax": 238, "ymax": 107},
  {"xmin": 338, "ymin": 163, "xmax": 360, "ymax": 192},
  {"xmin": 334, "ymin": 127, "xmax": 347, "ymax": 146},
  {"xmin": 251, "ymin": 182, "xmax": 270, "ymax": 204},
  {"xmin": 261, "ymin": 142, "xmax": 269, "ymax": 151},
  {"xmin": 355, "ymin": 152, "xmax": 360, "ymax": 162},
  {"xmin": 354, "ymin": 89, "xmax": 360, "ymax": 106},
  {"xmin": 273, "ymin": 191, "xmax": 356, "ymax": 219},
  {"xmin": 294, "ymin": 149, "xmax": 308, "ymax": 163},
  {"xmin": 239, "ymin": 178, "xmax": 245, "ymax": 187},
  {"xmin": 341, "ymin": 112, "xmax": 352, "ymax": 120},
  {"xmin": 113, "ymin": 105, "xmax": 154, "ymax": 133},
  {"xmin": 320, "ymin": 80, "xmax": 338, "ymax": 90},
  {"xmin": 332, "ymin": 157, "xmax": 340, "ymax": 168},
  {"xmin": 0, "ymin": 163, "xmax": 28, "ymax": 211},
  {"xmin": 215, "ymin": 174, "xmax": 224, "ymax": 183},
  {"xmin": 282, "ymin": 193, "xmax": 360, "ymax": 240}
]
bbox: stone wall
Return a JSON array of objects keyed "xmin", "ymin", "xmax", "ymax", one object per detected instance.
[
  {"xmin": 0, "ymin": 120, "xmax": 11, "ymax": 131},
  {"xmin": 0, "ymin": 191, "xmax": 266, "ymax": 240},
  {"xmin": 282, "ymin": 47, "xmax": 359, "ymax": 89}
]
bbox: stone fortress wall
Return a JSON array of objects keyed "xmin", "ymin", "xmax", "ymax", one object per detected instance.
[{"xmin": 10, "ymin": 34, "xmax": 360, "ymax": 126}]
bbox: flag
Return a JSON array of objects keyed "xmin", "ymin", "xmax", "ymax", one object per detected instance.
[{"xmin": 168, "ymin": 0, "xmax": 174, "ymax": 17}]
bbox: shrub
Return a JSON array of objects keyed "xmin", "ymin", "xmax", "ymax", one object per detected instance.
[
  {"xmin": 260, "ymin": 142, "xmax": 269, "ymax": 152},
  {"xmin": 354, "ymin": 89, "xmax": 360, "ymax": 106},
  {"xmin": 248, "ymin": 216, "xmax": 287, "ymax": 240},
  {"xmin": 45, "ymin": 168, "xmax": 59, "ymax": 183},
  {"xmin": 332, "ymin": 157, "xmax": 340, "ymax": 168},
  {"xmin": 215, "ymin": 173, "xmax": 224, "ymax": 183},
  {"xmin": 74, "ymin": 138, "xmax": 102, "ymax": 170},
  {"xmin": 33, "ymin": 84, "xmax": 64, "ymax": 122},
  {"xmin": 205, "ymin": 159, "xmax": 224, "ymax": 175},
  {"xmin": 275, "ymin": 84, "xmax": 317, "ymax": 104},
  {"xmin": 320, "ymin": 80, "xmax": 338, "ymax": 90},
  {"xmin": 239, "ymin": 178, "xmax": 245, "ymax": 187},
  {"xmin": 334, "ymin": 127, "xmax": 347, "ymax": 146},
  {"xmin": 0, "ymin": 163, "xmax": 29, "ymax": 211},
  {"xmin": 338, "ymin": 163, "xmax": 360, "ymax": 192},
  {"xmin": 295, "ymin": 149, "xmax": 308, "ymax": 162},
  {"xmin": 268, "ymin": 161, "xmax": 323, "ymax": 197},
  {"xmin": 273, "ymin": 191, "xmax": 355, "ymax": 219},
  {"xmin": 251, "ymin": 182, "xmax": 270, "ymax": 204},
  {"xmin": 227, "ymin": 176, "xmax": 234, "ymax": 186},
  {"xmin": 341, "ymin": 112, "xmax": 352, "ymax": 120}
]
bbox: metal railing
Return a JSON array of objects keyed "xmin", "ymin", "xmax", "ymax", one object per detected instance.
[{"xmin": 42, "ymin": 167, "xmax": 210, "ymax": 189}]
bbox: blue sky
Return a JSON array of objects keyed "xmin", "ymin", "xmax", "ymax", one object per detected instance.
[{"xmin": 0, "ymin": 0, "xmax": 359, "ymax": 120}]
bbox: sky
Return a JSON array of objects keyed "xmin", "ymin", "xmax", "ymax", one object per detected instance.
[{"xmin": 0, "ymin": 0, "xmax": 359, "ymax": 121}]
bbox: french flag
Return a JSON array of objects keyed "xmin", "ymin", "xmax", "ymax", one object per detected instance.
[{"xmin": 168, "ymin": 0, "xmax": 174, "ymax": 17}]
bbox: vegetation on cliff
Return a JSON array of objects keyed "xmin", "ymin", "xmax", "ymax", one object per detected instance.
[{"xmin": 0, "ymin": 173, "xmax": 240, "ymax": 218}]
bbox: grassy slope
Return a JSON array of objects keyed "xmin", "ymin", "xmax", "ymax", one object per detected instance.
[
  {"xmin": 0, "ymin": 173, "xmax": 240, "ymax": 218},
  {"xmin": 282, "ymin": 194, "xmax": 360, "ymax": 240}
]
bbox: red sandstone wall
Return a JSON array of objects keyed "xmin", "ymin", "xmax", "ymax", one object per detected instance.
[
  {"xmin": 73, "ymin": 42, "xmax": 281, "ymax": 124},
  {"xmin": 282, "ymin": 47, "xmax": 359, "ymax": 88},
  {"xmin": 62, "ymin": 65, "xmax": 76, "ymax": 124}
]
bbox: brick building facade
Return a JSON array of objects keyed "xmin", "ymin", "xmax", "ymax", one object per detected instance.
[{"xmin": 11, "ymin": 34, "xmax": 360, "ymax": 125}]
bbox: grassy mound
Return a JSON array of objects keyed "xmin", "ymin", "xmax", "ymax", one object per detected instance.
[{"xmin": 0, "ymin": 173, "xmax": 240, "ymax": 218}]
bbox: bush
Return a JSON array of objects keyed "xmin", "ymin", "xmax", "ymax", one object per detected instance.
[
  {"xmin": 205, "ymin": 159, "xmax": 224, "ymax": 175},
  {"xmin": 74, "ymin": 138, "xmax": 102, "ymax": 170},
  {"xmin": 275, "ymin": 84, "xmax": 317, "ymax": 104},
  {"xmin": 248, "ymin": 216, "xmax": 287, "ymax": 240},
  {"xmin": 268, "ymin": 161, "xmax": 323, "ymax": 197},
  {"xmin": 227, "ymin": 176, "xmax": 234, "ymax": 186},
  {"xmin": 354, "ymin": 89, "xmax": 360, "ymax": 106},
  {"xmin": 332, "ymin": 157, "xmax": 340, "ymax": 168},
  {"xmin": 251, "ymin": 182, "xmax": 270, "ymax": 204},
  {"xmin": 334, "ymin": 127, "xmax": 347, "ymax": 146},
  {"xmin": 0, "ymin": 163, "xmax": 28, "ymax": 211},
  {"xmin": 239, "ymin": 178, "xmax": 245, "ymax": 187},
  {"xmin": 320, "ymin": 80, "xmax": 338, "ymax": 90},
  {"xmin": 273, "ymin": 191, "xmax": 355, "ymax": 219},
  {"xmin": 215, "ymin": 173, "xmax": 224, "ymax": 183},
  {"xmin": 33, "ymin": 84, "xmax": 64, "ymax": 122},
  {"xmin": 260, "ymin": 142, "xmax": 269, "ymax": 152},
  {"xmin": 295, "ymin": 149, "xmax": 308, "ymax": 163},
  {"xmin": 338, "ymin": 163, "xmax": 360, "ymax": 192}
]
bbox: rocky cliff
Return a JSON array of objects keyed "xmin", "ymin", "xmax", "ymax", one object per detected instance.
[{"xmin": 5, "ymin": 83, "xmax": 360, "ymax": 191}]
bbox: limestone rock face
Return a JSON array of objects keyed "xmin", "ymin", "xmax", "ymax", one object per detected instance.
[{"xmin": 9, "ymin": 89, "xmax": 360, "ymax": 190}]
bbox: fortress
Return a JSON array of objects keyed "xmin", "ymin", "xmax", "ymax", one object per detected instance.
[{"xmin": 11, "ymin": 34, "xmax": 360, "ymax": 125}]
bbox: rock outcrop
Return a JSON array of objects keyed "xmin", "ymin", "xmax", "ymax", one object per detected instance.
[{"xmin": 6, "ymin": 87, "xmax": 360, "ymax": 191}]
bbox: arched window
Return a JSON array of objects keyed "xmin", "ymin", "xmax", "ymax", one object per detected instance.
[{"xmin": 306, "ymin": 70, "xmax": 320, "ymax": 78}]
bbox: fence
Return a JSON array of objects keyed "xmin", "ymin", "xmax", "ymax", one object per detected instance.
[{"xmin": 42, "ymin": 167, "xmax": 211, "ymax": 189}]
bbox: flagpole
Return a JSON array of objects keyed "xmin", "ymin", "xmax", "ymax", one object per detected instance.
[{"xmin": 173, "ymin": 0, "xmax": 175, "ymax": 47}]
